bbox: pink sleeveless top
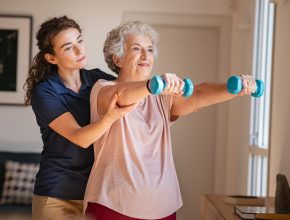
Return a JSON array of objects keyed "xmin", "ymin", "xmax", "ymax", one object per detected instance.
[{"xmin": 84, "ymin": 80, "xmax": 183, "ymax": 219}]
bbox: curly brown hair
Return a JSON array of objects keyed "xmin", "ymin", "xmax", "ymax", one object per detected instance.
[{"xmin": 24, "ymin": 16, "xmax": 81, "ymax": 105}]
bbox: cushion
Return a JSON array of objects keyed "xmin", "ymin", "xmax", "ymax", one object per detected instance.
[
  {"xmin": 0, "ymin": 160, "xmax": 39, "ymax": 205},
  {"xmin": 0, "ymin": 151, "xmax": 41, "ymax": 199}
]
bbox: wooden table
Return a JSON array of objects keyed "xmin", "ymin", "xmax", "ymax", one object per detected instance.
[
  {"xmin": 200, "ymin": 194, "xmax": 275, "ymax": 220},
  {"xmin": 201, "ymin": 194, "xmax": 240, "ymax": 220}
]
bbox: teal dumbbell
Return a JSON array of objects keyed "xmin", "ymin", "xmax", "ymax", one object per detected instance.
[
  {"xmin": 227, "ymin": 75, "xmax": 264, "ymax": 98},
  {"xmin": 149, "ymin": 75, "xmax": 194, "ymax": 97}
]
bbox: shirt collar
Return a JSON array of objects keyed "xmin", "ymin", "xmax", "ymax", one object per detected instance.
[
  {"xmin": 80, "ymin": 69, "xmax": 95, "ymax": 88},
  {"xmin": 47, "ymin": 69, "xmax": 93, "ymax": 95}
]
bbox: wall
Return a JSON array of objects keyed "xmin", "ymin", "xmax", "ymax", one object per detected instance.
[
  {"xmin": 0, "ymin": 0, "xmax": 256, "ymax": 219},
  {"xmin": 268, "ymin": 1, "xmax": 290, "ymax": 196},
  {"xmin": 148, "ymin": 16, "xmax": 230, "ymax": 220},
  {"xmin": 0, "ymin": 0, "xmax": 230, "ymax": 152},
  {"xmin": 224, "ymin": 0, "xmax": 256, "ymax": 195}
]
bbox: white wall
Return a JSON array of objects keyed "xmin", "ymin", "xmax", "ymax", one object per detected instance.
[
  {"xmin": 0, "ymin": 0, "xmax": 257, "ymax": 219},
  {"xmin": 224, "ymin": 0, "xmax": 256, "ymax": 195},
  {"xmin": 268, "ymin": 1, "xmax": 290, "ymax": 196},
  {"xmin": 0, "ymin": 0, "xmax": 230, "ymax": 152},
  {"xmin": 148, "ymin": 17, "xmax": 230, "ymax": 220}
]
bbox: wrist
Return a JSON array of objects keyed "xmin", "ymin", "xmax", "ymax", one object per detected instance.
[
  {"xmin": 146, "ymin": 79, "xmax": 153, "ymax": 94},
  {"xmin": 101, "ymin": 113, "xmax": 116, "ymax": 126}
]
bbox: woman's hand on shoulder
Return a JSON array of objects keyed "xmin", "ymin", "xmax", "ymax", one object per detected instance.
[
  {"xmin": 161, "ymin": 73, "xmax": 184, "ymax": 97},
  {"xmin": 103, "ymin": 93, "xmax": 137, "ymax": 122}
]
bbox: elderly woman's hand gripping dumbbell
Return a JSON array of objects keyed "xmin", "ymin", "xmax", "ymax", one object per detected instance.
[{"xmin": 148, "ymin": 73, "xmax": 194, "ymax": 98}]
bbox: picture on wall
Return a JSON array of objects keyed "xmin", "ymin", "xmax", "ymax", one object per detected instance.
[
  {"xmin": 0, "ymin": 29, "xmax": 18, "ymax": 92},
  {"xmin": 0, "ymin": 15, "xmax": 32, "ymax": 105}
]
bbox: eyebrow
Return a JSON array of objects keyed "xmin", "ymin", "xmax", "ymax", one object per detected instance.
[
  {"xmin": 60, "ymin": 34, "xmax": 82, "ymax": 49},
  {"xmin": 130, "ymin": 43, "xmax": 153, "ymax": 48}
]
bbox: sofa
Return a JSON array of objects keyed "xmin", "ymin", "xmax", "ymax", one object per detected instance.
[{"xmin": 0, "ymin": 151, "xmax": 40, "ymax": 219}]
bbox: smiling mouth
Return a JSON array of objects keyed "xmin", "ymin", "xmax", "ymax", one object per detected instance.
[
  {"xmin": 138, "ymin": 63, "xmax": 150, "ymax": 67},
  {"xmin": 77, "ymin": 56, "xmax": 86, "ymax": 62}
]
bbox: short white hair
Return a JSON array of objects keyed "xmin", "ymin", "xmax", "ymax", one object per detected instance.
[{"xmin": 103, "ymin": 20, "xmax": 159, "ymax": 74}]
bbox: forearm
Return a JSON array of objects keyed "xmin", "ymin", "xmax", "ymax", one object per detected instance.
[
  {"xmin": 70, "ymin": 114, "xmax": 115, "ymax": 148},
  {"xmin": 194, "ymin": 82, "xmax": 236, "ymax": 108},
  {"xmin": 172, "ymin": 82, "xmax": 236, "ymax": 116},
  {"xmin": 49, "ymin": 112, "xmax": 116, "ymax": 149},
  {"xmin": 113, "ymin": 80, "xmax": 150, "ymax": 106}
]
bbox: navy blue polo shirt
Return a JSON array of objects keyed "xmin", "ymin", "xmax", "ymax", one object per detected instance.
[{"xmin": 31, "ymin": 68, "xmax": 115, "ymax": 200}]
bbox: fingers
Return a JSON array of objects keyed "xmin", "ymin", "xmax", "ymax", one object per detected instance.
[
  {"xmin": 161, "ymin": 73, "xmax": 184, "ymax": 96},
  {"xmin": 240, "ymin": 74, "xmax": 256, "ymax": 95},
  {"xmin": 105, "ymin": 93, "xmax": 136, "ymax": 122},
  {"xmin": 108, "ymin": 93, "xmax": 118, "ymax": 110},
  {"xmin": 112, "ymin": 102, "xmax": 136, "ymax": 120}
]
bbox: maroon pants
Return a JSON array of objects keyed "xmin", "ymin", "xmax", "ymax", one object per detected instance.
[{"xmin": 86, "ymin": 203, "xmax": 176, "ymax": 220}]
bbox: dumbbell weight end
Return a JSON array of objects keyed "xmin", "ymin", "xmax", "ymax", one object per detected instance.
[
  {"xmin": 227, "ymin": 75, "xmax": 264, "ymax": 98},
  {"xmin": 149, "ymin": 75, "xmax": 194, "ymax": 97}
]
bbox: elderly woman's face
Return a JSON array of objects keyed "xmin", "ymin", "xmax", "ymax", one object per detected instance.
[{"xmin": 117, "ymin": 34, "xmax": 154, "ymax": 80}]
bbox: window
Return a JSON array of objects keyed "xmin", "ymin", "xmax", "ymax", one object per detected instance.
[{"xmin": 248, "ymin": 0, "xmax": 275, "ymax": 196}]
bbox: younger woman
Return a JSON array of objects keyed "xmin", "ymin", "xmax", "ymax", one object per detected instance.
[{"xmin": 24, "ymin": 16, "xmax": 134, "ymax": 220}]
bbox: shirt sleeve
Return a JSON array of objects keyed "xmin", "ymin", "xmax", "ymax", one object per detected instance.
[
  {"xmin": 31, "ymin": 84, "xmax": 68, "ymax": 126},
  {"xmin": 90, "ymin": 79, "xmax": 115, "ymax": 122},
  {"xmin": 90, "ymin": 68, "xmax": 116, "ymax": 81},
  {"xmin": 158, "ymin": 94, "xmax": 176, "ymax": 126}
]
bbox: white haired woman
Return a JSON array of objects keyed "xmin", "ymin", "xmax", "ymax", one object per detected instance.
[{"xmin": 84, "ymin": 21, "xmax": 256, "ymax": 220}]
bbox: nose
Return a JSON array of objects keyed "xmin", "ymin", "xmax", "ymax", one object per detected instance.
[
  {"xmin": 74, "ymin": 44, "xmax": 82, "ymax": 55},
  {"xmin": 141, "ymin": 48, "xmax": 147, "ymax": 59}
]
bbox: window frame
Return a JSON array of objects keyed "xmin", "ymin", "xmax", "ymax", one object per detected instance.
[{"xmin": 248, "ymin": 0, "xmax": 275, "ymax": 197}]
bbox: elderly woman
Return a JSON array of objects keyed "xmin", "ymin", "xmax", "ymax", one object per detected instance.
[{"xmin": 84, "ymin": 21, "xmax": 256, "ymax": 220}]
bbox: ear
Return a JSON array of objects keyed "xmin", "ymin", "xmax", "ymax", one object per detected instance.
[
  {"xmin": 113, "ymin": 55, "xmax": 122, "ymax": 68},
  {"xmin": 44, "ymin": 53, "xmax": 57, "ymax": 65}
]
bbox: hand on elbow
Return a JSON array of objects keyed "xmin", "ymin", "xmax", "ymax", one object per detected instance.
[{"xmin": 104, "ymin": 94, "xmax": 137, "ymax": 121}]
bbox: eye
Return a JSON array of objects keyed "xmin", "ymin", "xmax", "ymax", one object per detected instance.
[
  {"xmin": 148, "ymin": 48, "xmax": 154, "ymax": 53},
  {"xmin": 132, "ymin": 47, "xmax": 140, "ymax": 51},
  {"xmin": 64, "ymin": 47, "xmax": 72, "ymax": 51},
  {"xmin": 78, "ymin": 39, "xmax": 84, "ymax": 44}
]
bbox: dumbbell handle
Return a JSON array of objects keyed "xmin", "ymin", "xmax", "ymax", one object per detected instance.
[
  {"xmin": 227, "ymin": 75, "xmax": 264, "ymax": 98},
  {"xmin": 149, "ymin": 75, "xmax": 194, "ymax": 97}
]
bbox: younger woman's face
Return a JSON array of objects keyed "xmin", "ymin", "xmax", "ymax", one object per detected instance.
[{"xmin": 46, "ymin": 28, "xmax": 87, "ymax": 71}]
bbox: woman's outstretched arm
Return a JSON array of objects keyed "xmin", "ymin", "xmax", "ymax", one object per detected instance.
[{"xmin": 170, "ymin": 75, "xmax": 256, "ymax": 118}]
